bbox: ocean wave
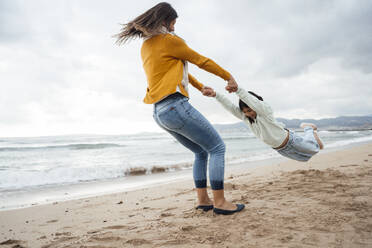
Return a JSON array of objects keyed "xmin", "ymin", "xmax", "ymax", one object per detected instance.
[
  {"xmin": 326, "ymin": 135, "xmax": 372, "ymax": 148},
  {"xmin": 0, "ymin": 143, "xmax": 123, "ymax": 152},
  {"xmin": 2, "ymin": 131, "xmax": 372, "ymax": 193},
  {"xmin": 0, "ymin": 161, "xmax": 194, "ymax": 190},
  {"xmin": 0, "ymin": 153, "xmax": 282, "ymax": 191},
  {"xmin": 124, "ymin": 136, "xmax": 171, "ymax": 141},
  {"xmin": 222, "ymin": 136, "xmax": 256, "ymax": 141},
  {"xmin": 124, "ymin": 162, "xmax": 192, "ymax": 176},
  {"xmin": 318, "ymin": 130, "xmax": 332, "ymax": 134},
  {"xmin": 226, "ymin": 151, "xmax": 280, "ymax": 164}
]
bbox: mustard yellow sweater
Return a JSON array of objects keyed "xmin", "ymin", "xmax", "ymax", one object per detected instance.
[{"xmin": 141, "ymin": 33, "xmax": 231, "ymax": 104}]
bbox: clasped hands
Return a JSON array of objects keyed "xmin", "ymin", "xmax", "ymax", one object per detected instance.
[{"xmin": 201, "ymin": 76, "xmax": 238, "ymax": 97}]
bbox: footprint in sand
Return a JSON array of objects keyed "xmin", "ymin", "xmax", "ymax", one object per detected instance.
[
  {"xmin": 0, "ymin": 239, "xmax": 23, "ymax": 245},
  {"xmin": 340, "ymin": 164, "xmax": 360, "ymax": 168},
  {"xmin": 163, "ymin": 207, "xmax": 177, "ymax": 211},
  {"xmin": 103, "ymin": 225, "xmax": 128, "ymax": 230},
  {"xmin": 126, "ymin": 238, "xmax": 151, "ymax": 245},
  {"xmin": 301, "ymin": 234, "xmax": 320, "ymax": 245},
  {"xmin": 224, "ymin": 182, "xmax": 238, "ymax": 190},
  {"xmin": 160, "ymin": 212, "xmax": 174, "ymax": 217},
  {"xmin": 54, "ymin": 232, "xmax": 72, "ymax": 237},
  {"xmin": 280, "ymin": 235, "xmax": 293, "ymax": 243},
  {"xmin": 180, "ymin": 225, "xmax": 195, "ymax": 231},
  {"xmin": 46, "ymin": 219, "xmax": 58, "ymax": 223},
  {"xmin": 89, "ymin": 234, "xmax": 123, "ymax": 242},
  {"xmin": 52, "ymin": 236, "xmax": 76, "ymax": 242}
]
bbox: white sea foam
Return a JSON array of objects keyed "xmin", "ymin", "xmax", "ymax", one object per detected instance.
[
  {"xmin": 0, "ymin": 130, "xmax": 371, "ymax": 198},
  {"xmin": 325, "ymin": 134, "xmax": 372, "ymax": 148},
  {"xmin": 227, "ymin": 150, "xmax": 280, "ymax": 165}
]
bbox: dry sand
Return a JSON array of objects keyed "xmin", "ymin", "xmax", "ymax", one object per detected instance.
[{"xmin": 1, "ymin": 143, "xmax": 372, "ymax": 248}]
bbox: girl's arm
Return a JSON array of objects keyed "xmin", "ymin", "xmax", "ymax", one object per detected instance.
[
  {"xmin": 165, "ymin": 34, "xmax": 231, "ymax": 81},
  {"xmin": 235, "ymin": 87, "xmax": 268, "ymax": 115},
  {"xmin": 215, "ymin": 92, "xmax": 245, "ymax": 120}
]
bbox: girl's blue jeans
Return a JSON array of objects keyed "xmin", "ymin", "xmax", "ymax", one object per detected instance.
[
  {"xmin": 153, "ymin": 93, "xmax": 225, "ymax": 190},
  {"xmin": 276, "ymin": 127, "xmax": 320, "ymax": 162}
]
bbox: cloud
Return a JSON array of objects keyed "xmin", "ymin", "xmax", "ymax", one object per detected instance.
[{"xmin": 0, "ymin": 0, "xmax": 371, "ymax": 136}]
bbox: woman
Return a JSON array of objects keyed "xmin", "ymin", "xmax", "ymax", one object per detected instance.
[
  {"xmin": 115, "ymin": 2, "xmax": 244, "ymax": 215},
  {"xmin": 202, "ymin": 85, "xmax": 324, "ymax": 162}
]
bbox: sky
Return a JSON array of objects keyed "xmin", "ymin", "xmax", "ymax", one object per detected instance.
[{"xmin": 1, "ymin": 0, "xmax": 371, "ymax": 137}]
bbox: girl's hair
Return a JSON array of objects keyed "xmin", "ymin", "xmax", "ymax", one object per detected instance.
[
  {"xmin": 114, "ymin": 2, "xmax": 178, "ymax": 45},
  {"xmin": 238, "ymin": 91, "xmax": 263, "ymax": 124}
]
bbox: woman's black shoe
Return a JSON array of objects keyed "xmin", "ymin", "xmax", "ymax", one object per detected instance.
[{"xmin": 213, "ymin": 204, "xmax": 245, "ymax": 215}]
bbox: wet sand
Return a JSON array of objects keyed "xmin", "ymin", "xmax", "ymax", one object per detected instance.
[{"xmin": 1, "ymin": 143, "xmax": 372, "ymax": 248}]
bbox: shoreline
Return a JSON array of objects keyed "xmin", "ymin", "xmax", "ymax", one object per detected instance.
[
  {"xmin": 1, "ymin": 143, "xmax": 372, "ymax": 247},
  {"xmin": 0, "ymin": 155, "xmax": 284, "ymax": 212},
  {"xmin": 1, "ymin": 127, "xmax": 371, "ymax": 139},
  {"xmin": 1, "ymin": 139, "xmax": 372, "ymax": 211}
]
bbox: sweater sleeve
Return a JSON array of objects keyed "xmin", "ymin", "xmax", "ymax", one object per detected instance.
[
  {"xmin": 235, "ymin": 87, "xmax": 268, "ymax": 116},
  {"xmin": 165, "ymin": 35, "xmax": 231, "ymax": 81},
  {"xmin": 215, "ymin": 92, "xmax": 244, "ymax": 120},
  {"xmin": 188, "ymin": 73, "xmax": 204, "ymax": 91}
]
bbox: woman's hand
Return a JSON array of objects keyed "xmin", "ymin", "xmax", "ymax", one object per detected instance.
[
  {"xmin": 225, "ymin": 76, "xmax": 238, "ymax": 93},
  {"xmin": 201, "ymin": 86, "xmax": 216, "ymax": 97}
]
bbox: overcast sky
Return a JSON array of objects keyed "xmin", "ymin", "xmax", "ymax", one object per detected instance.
[{"xmin": 1, "ymin": 0, "xmax": 371, "ymax": 137}]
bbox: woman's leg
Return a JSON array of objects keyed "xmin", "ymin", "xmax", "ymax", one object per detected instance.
[
  {"xmin": 154, "ymin": 98, "xmax": 240, "ymax": 211},
  {"xmin": 154, "ymin": 105, "xmax": 212, "ymax": 206},
  {"xmin": 164, "ymin": 129, "xmax": 213, "ymax": 206}
]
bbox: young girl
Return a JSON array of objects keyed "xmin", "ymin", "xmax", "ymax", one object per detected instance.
[{"xmin": 202, "ymin": 86, "xmax": 324, "ymax": 162}]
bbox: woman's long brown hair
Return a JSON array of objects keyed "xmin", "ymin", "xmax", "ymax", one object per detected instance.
[{"xmin": 114, "ymin": 2, "xmax": 178, "ymax": 45}]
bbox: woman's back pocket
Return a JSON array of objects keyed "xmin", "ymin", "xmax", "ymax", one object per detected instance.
[{"xmin": 157, "ymin": 104, "xmax": 186, "ymax": 130}]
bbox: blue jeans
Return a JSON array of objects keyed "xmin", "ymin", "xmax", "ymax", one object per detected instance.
[
  {"xmin": 153, "ymin": 93, "xmax": 225, "ymax": 190},
  {"xmin": 276, "ymin": 127, "xmax": 320, "ymax": 162}
]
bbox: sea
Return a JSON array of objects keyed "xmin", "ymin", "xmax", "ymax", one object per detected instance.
[{"xmin": 1, "ymin": 129, "xmax": 372, "ymax": 210}]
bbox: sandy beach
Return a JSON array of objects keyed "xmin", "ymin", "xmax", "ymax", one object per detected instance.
[{"xmin": 0, "ymin": 143, "xmax": 372, "ymax": 248}]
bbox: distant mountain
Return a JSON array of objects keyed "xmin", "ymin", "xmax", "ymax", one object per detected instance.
[
  {"xmin": 214, "ymin": 115, "xmax": 372, "ymax": 132},
  {"xmin": 214, "ymin": 122, "xmax": 250, "ymax": 132}
]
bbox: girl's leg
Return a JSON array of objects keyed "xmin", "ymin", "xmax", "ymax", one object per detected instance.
[
  {"xmin": 291, "ymin": 125, "xmax": 320, "ymax": 157},
  {"xmin": 313, "ymin": 131, "xmax": 324, "ymax": 150},
  {"xmin": 300, "ymin": 123, "xmax": 324, "ymax": 149}
]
